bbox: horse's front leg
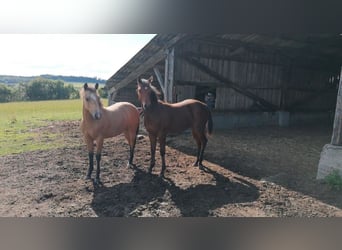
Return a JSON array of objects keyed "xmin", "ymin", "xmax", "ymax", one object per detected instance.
[
  {"xmin": 159, "ymin": 135, "xmax": 167, "ymax": 178},
  {"xmin": 95, "ymin": 138, "xmax": 104, "ymax": 185},
  {"xmin": 85, "ymin": 136, "xmax": 94, "ymax": 179},
  {"xmin": 148, "ymin": 134, "xmax": 157, "ymax": 174}
]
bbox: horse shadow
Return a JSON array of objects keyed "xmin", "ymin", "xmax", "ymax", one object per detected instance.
[{"xmin": 91, "ymin": 165, "xmax": 259, "ymax": 217}]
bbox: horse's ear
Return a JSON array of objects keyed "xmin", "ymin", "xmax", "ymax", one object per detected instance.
[
  {"xmin": 95, "ymin": 83, "xmax": 99, "ymax": 90},
  {"xmin": 84, "ymin": 83, "xmax": 88, "ymax": 90},
  {"xmin": 137, "ymin": 77, "xmax": 142, "ymax": 88},
  {"xmin": 148, "ymin": 76, "xmax": 153, "ymax": 84}
]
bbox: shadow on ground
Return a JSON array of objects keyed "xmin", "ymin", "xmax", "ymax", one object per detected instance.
[
  {"xmin": 91, "ymin": 165, "xmax": 259, "ymax": 217},
  {"xmin": 166, "ymin": 125, "xmax": 342, "ymax": 210}
]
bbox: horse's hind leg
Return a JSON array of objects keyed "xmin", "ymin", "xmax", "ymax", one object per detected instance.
[
  {"xmin": 192, "ymin": 129, "xmax": 208, "ymax": 169},
  {"xmin": 192, "ymin": 130, "xmax": 201, "ymax": 167},
  {"xmin": 198, "ymin": 133, "xmax": 208, "ymax": 168}
]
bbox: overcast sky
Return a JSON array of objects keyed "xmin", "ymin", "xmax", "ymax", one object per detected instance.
[{"xmin": 0, "ymin": 34, "xmax": 156, "ymax": 80}]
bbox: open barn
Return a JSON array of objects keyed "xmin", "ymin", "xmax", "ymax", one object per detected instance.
[
  {"xmin": 102, "ymin": 34, "xmax": 342, "ymax": 216},
  {"xmin": 107, "ymin": 34, "xmax": 342, "ymax": 129},
  {"xmin": 2, "ymin": 34, "xmax": 342, "ymax": 217}
]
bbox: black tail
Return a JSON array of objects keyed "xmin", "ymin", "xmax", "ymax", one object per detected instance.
[{"xmin": 207, "ymin": 110, "xmax": 213, "ymax": 135}]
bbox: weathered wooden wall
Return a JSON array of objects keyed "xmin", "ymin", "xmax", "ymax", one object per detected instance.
[
  {"xmin": 114, "ymin": 85, "xmax": 140, "ymax": 106},
  {"xmin": 174, "ymin": 85, "xmax": 196, "ymax": 102},
  {"xmin": 110, "ymin": 36, "xmax": 338, "ymax": 113},
  {"xmin": 174, "ymin": 39, "xmax": 337, "ymax": 112}
]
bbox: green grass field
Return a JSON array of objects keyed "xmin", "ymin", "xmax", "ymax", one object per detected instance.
[{"xmin": 0, "ymin": 98, "xmax": 107, "ymax": 156}]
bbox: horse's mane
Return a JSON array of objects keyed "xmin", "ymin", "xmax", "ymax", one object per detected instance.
[
  {"xmin": 79, "ymin": 88, "xmax": 86, "ymax": 99},
  {"xmin": 149, "ymin": 84, "xmax": 161, "ymax": 105}
]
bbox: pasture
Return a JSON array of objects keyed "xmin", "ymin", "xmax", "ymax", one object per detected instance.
[
  {"xmin": 0, "ymin": 99, "xmax": 105, "ymax": 155},
  {"xmin": 0, "ymin": 100, "xmax": 342, "ymax": 216}
]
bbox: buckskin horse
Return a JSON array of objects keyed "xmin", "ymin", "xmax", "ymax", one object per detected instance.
[
  {"xmin": 137, "ymin": 76, "xmax": 213, "ymax": 177},
  {"xmin": 80, "ymin": 83, "xmax": 139, "ymax": 184}
]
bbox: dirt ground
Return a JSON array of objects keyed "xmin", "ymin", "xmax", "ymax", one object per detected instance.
[{"xmin": 1, "ymin": 120, "xmax": 342, "ymax": 217}]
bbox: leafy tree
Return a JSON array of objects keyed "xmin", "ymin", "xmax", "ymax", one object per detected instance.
[
  {"xmin": 0, "ymin": 84, "xmax": 12, "ymax": 102},
  {"xmin": 25, "ymin": 77, "xmax": 79, "ymax": 101},
  {"xmin": 98, "ymin": 86, "xmax": 108, "ymax": 99},
  {"xmin": 10, "ymin": 83, "xmax": 28, "ymax": 101}
]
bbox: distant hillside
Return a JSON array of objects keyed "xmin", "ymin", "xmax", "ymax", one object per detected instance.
[{"xmin": 0, "ymin": 74, "xmax": 106, "ymax": 85}]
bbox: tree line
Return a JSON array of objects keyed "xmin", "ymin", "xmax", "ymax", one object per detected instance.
[
  {"xmin": 0, "ymin": 74, "xmax": 106, "ymax": 85},
  {"xmin": 0, "ymin": 77, "xmax": 107, "ymax": 103}
]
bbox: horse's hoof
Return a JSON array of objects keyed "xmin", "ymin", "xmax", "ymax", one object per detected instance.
[
  {"xmin": 93, "ymin": 178, "xmax": 102, "ymax": 186},
  {"xmin": 85, "ymin": 175, "xmax": 92, "ymax": 180},
  {"xmin": 193, "ymin": 161, "xmax": 199, "ymax": 167},
  {"xmin": 127, "ymin": 162, "xmax": 135, "ymax": 168},
  {"xmin": 199, "ymin": 163, "xmax": 205, "ymax": 170}
]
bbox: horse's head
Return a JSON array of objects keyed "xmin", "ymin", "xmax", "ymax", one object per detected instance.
[
  {"xmin": 136, "ymin": 76, "xmax": 160, "ymax": 110},
  {"xmin": 81, "ymin": 83, "xmax": 103, "ymax": 120}
]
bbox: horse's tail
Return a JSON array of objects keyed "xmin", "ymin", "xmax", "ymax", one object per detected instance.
[{"xmin": 207, "ymin": 109, "xmax": 213, "ymax": 136}]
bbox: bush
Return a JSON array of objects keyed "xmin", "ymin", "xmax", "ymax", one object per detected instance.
[{"xmin": 324, "ymin": 170, "xmax": 342, "ymax": 191}]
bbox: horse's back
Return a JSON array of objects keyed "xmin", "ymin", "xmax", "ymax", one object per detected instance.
[
  {"xmin": 170, "ymin": 99, "xmax": 209, "ymax": 118},
  {"xmin": 106, "ymin": 102, "xmax": 137, "ymax": 116},
  {"xmin": 160, "ymin": 99, "xmax": 210, "ymax": 133},
  {"xmin": 105, "ymin": 102, "xmax": 139, "ymax": 130},
  {"xmin": 171, "ymin": 99, "xmax": 202, "ymax": 108}
]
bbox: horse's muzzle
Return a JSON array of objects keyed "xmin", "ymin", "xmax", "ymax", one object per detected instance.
[{"xmin": 94, "ymin": 112, "xmax": 101, "ymax": 120}]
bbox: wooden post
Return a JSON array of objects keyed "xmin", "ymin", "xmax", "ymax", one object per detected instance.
[
  {"xmin": 280, "ymin": 61, "xmax": 292, "ymax": 110},
  {"xmin": 108, "ymin": 87, "xmax": 117, "ymax": 105},
  {"xmin": 153, "ymin": 67, "xmax": 166, "ymax": 94},
  {"xmin": 164, "ymin": 48, "xmax": 175, "ymax": 102},
  {"xmin": 331, "ymin": 67, "xmax": 342, "ymax": 146}
]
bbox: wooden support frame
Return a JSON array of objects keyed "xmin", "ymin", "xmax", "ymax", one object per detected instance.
[{"xmin": 182, "ymin": 55, "xmax": 278, "ymax": 111}]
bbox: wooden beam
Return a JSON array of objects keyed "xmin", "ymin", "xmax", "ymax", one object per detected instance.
[
  {"xmin": 182, "ymin": 51, "xmax": 285, "ymax": 67},
  {"xmin": 176, "ymin": 80, "xmax": 222, "ymax": 87},
  {"xmin": 108, "ymin": 50, "xmax": 167, "ymax": 95},
  {"xmin": 182, "ymin": 55, "xmax": 278, "ymax": 111},
  {"xmin": 164, "ymin": 48, "xmax": 175, "ymax": 102},
  {"xmin": 331, "ymin": 67, "xmax": 342, "ymax": 145},
  {"xmin": 107, "ymin": 34, "xmax": 187, "ymax": 94},
  {"xmin": 194, "ymin": 36, "xmax": 342, "ymax": 73}
]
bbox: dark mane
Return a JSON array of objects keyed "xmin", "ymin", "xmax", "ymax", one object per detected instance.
[{"xmin": 149, "ymin": 85, "xmax": 160, "ymax": 106}]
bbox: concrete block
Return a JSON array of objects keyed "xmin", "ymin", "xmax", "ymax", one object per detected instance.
[
  {"xmin": 317, "ymin": 144, "xmax": 342, "ymax": 179},
  {"xmin": 278, "ymin": 111, "xmax": 290, "ymax": 127}
]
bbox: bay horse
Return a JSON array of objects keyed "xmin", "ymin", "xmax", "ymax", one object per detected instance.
[
  {"xmin": 137, "ymin": 76, "xmax": 213, "ymax": 178},
  {"xmin": 80, "ymin": 83, "xmax": 139, "ymax": 184}
]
